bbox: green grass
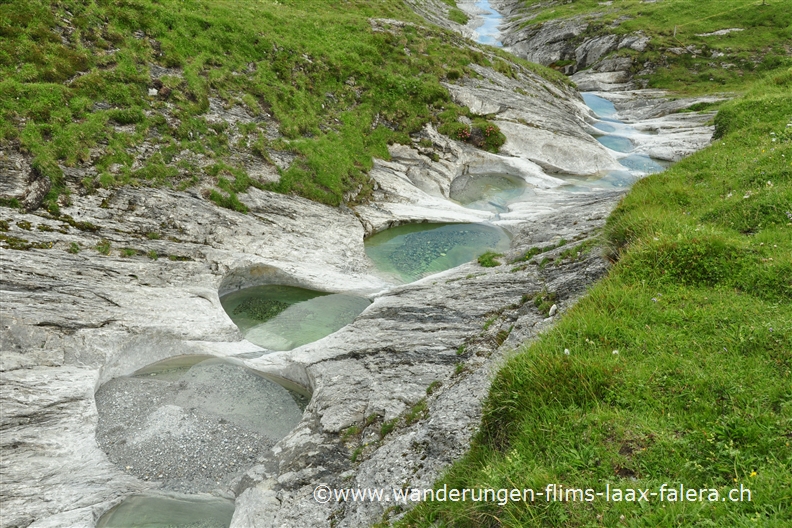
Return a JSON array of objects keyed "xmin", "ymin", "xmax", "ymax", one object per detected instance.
[
  {"xmin": 1, "ymin": 0, "xmax": 556, "ymax": 212},
  {"xmin": 397, "ymin": 69, "xmax": 792, "ymax": 527},
  {"xmin": 478, "ymin": 251, "xmax": 504, "ymax": 267},
  {"xmin": 448, "ymin": 8, "xmax": 469, "ymax": 26},
  {"xmin": 517, "ymin": 0, "xmax": 792, "ymax": 93}
]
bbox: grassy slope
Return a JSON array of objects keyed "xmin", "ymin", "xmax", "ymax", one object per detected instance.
[
  {"xmin": 398, "ymin": 68, "xmax": 792, "ymax": 526},
  {"xmin": 2, "ymin": 0, "xmax": 565, "ymax": 213},
  {"xmin": 518, "ymin": 0, "xmax": 792, "ymax": 94}
]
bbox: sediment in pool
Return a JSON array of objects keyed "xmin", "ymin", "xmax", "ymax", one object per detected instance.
[
  {"xmin": 96, "ymin": 493, "xmax": 235, "ymax": 528},
  {"xmin": 219, "ymin": 285, "xmax": 371, "ymax": 351},
  {"xmin": 364, "ymin": 222, "xmax": 511, "ymax": 283},
  {"xmin": 95, "ymin": 356, "xmax": 309, "ymax": 494}
]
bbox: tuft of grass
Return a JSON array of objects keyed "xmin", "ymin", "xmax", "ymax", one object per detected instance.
[
  {"xmin": 399, "ymin": 70, "xmax": 792, "ymax": 527},
  {"xmin": 426, "ymin": 380, "xmax": 442, "ymax": 395},
  {"xmin": 405, "ymin": 399, "xmax": 428, "ymax": 425},
  {"xmin": 380, "ymin": 419, "xmax": 398, "ymax": 439},
  {"xmin": 67, "ymin": 242, "xmax": 80, "ymax": 254},
  {"xmin": 477, "ymin": 251, "xmax": 503, "ymax": 267},
  {"xmin": 95, "ymin": 239, "xmax": 111, "ymax": 255}
]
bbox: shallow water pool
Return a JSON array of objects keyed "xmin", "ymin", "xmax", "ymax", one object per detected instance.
[
  {"xmin": 220, "ymin": 285, "xmax": 370, "ymax": 351},
  {"xmin": 450, "ymin": 173, "xmax": 530, "ymax": 213},
  {"xmin": 365, "ymin": 223, "xmax": 511, "ymax": 283},
  {"xmin": 96, "ymin": 494, "xmax": 234, "ymax": 528}
]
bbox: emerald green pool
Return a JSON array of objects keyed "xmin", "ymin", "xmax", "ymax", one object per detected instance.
[
  {"xmin": 364, "ymin": 223, "xmax": 511, "ymax": 283},
  {"xmin": 96, "ymin": 494, "xmax": 234, "ymax": 528},
  {"xmin": 220, "ymin": 285, "xmax": 370, "ymax": 351}
]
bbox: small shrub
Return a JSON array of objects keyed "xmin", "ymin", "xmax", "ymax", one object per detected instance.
[{"xmin": 68, "ymin": 242, "xmax": 80, "ymax": 254}]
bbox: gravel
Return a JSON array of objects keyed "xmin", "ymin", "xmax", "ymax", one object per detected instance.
[{"xmin": 95, "ymin": 361, "xmax": 306, "ymax": 494}]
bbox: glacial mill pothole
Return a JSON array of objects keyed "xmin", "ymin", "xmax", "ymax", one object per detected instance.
[
  {"xmin": 219, "ymin": 285, "xmax": 371, "ymax": 351},
  {"xmin": 96, "ymin": 493, "xmax": 234, "ymax": 528},
  {"xmin": 95, "ymin": 356, "xmax": 309, "ymax": 494},
  {"xmin": 364, "ymin": 223, "xmax": 511, "ymax": 283},
  {"xmin": 450, "ymin": 173, "xmax": 530, "ymax": 213}
]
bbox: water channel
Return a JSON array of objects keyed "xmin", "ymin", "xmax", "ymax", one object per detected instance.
[{"xmin": 472, "ymin": 0, "xmax": 504, "ymax": 47}]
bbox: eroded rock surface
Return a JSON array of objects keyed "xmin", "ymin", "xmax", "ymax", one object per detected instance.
[{"xmin": 0, "ymin": 12, "xmax": 715, "ymax": 528}]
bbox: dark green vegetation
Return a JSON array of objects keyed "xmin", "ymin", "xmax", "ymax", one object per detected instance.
[
  {"xmin": 1, "ymin": 0, "xmax": 564, "ymax": 213},
  {"xmin": 519, "ymin": 0, "xmax": 791, "ymax": 93},
  {"xmin": 399, "ymin": 69, "xmax": 792, "ymax": 526}
]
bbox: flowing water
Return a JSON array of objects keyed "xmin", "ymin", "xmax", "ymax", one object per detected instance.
[
  {"xmin": 96, "ymin": 494, "xmax": 234, "ymax": 528},
  {"xmin": 559, "ymin": 92, "xmax": 670, "ymax": 191},
  {"xmin": 220, "ymin": 285, "xmax": 370, "ymax": 351},
  {"xmin": 365, "ymin": 223, "xmax": 511, "ymax": 283},
  {"xmin": 473, "ymin": 0, "xmax": 504, "ymax": 47}
]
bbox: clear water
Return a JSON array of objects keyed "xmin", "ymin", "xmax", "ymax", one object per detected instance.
[
  {"xmin": 618, "ymin": 154, "xmax": 668, "ymax": 174},
  {"xmin": 450, "ymin": 173, "xmax": 530, "ymax": 213},
  {"xmin": 596, "ymin": 135, "xmax": 634, "ymax": 153},
  {"xmin": 96, "ymin": 494, "xmax": 234, "ymax": 528},
  {"xmin": 365, "ymin": 223, "xmax": 511, "ymax": 283},
  {"xmin": 132, "ymin": 356, "xmax": 309, "ymax": 430},
  {"xmin": 561, "ymin": 170, "xmax": 639, "ymax": 192},
  {"xmin": 593, "ymin": 122, "xmax": 617, "ymax": 133},
  {"xmin": 474, "ymin": 0, "xmax": 503, "ymax": 47},
  {"xmin": 581, "ymin": 93, "xmax": 670, "ymax": 177},
  {"xmin": 582, "ymin": 93, "xmax": 619, "ymax": 118},
  {"xmin": 220, "ymin": 285, "xmax": 370, "ymax": 351}
]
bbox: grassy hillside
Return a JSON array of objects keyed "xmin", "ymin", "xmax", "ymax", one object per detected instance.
[
  {"xmin": 517, "ymin": 0, "xmax": 791, "ymax": 93},
  {"xmin": 2, "ymin": 0, "xmax": 566, "ymax": 213},
  {"xmin": 398, "ymin": 68, "xmax": 792, "ymax": 526}
]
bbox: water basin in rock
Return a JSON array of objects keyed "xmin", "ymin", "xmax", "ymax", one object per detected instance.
[
  {"xmin": 365, "ymin": 223, "xmax": 511, "ymax": 283},
  {"xmin": 450, "ymin": 173, "xmax": 530, "ymax": 213},
  {"xmin": 473, "ymin": 0, "xmax": 504, "ymax": 47},
  {"xmin": 596, "ymin": 135, "xmax": 634, "ymax": 153},
  {"xmin": 96, "ymin": 493, "xmax": 234, "ymax": 528},
  {"xmin": 220, "ymin": 285, "xmax": 370, "ymax": 351},
  {"xmin": 96, "ymin": 357, "xmax": 308, "ymax": 493}
]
